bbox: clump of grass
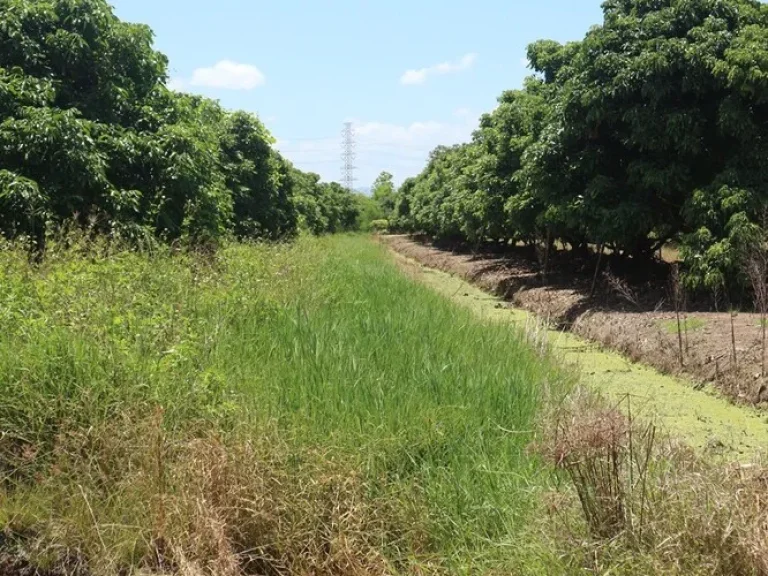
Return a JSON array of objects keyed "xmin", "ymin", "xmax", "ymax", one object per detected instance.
[
  {"xmin": 530, "ymin": 386, "xmax": 768, "ymax": 576},
  {"xmin": 2, "ymin": 413, "xmax": 397, "ymax": 576},
  {"xmin": 535, "ymin": 391, "xmax": 655, "ymax": 541},
  {"xmin": 0, "ymin": 232, "xmax": 569, "ymax": 574}
]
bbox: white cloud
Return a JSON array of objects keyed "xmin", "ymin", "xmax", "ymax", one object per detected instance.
[
  {"xmin": 354, "ymin": 119, "xmax": 472, "ymax": 145},
  {"xmin": 520, "ymin": 57, "xmax": 529, "ymax": 68},
  {"xmin": 453, "ymin": 107, "xmax": 471, "ymax": 118},
  {"xmin": 166, "ymin": 77, "xmax": 186, "ymax": 91},
  {"xmin": 188, "ymin": 60, "xmax": 266, "ymax": 90},
  {"xmin": 400, "ymin": 53, "xmax": 478, "ymax": 85},
  {"xmin": 400, "ymin": 69, "xmax": 428, "ymax": 85}
]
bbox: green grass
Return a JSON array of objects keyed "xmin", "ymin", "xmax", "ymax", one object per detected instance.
[
  {"xmin": 659, "ymin": 317, "xmax": 707, "ymax": 334},
  {"xmin": 0, "ymin": 234, "xmax": 568, "ymax": 574}
]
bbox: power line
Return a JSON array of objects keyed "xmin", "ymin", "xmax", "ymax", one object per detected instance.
[
  {"xmin": 278, "ymin": 145, "xmax": 430, "ymax": 160},
  {"xmin": 293, "ymin": 160, "xmax": 344, "ymax": 166},
  {"xmin": 356, "ymin": 150, "xmax": 427, "ymax": 160},
  {"xmin": 278, "ymin": 140, "xmax": 437, "ymax": 152},
  {"xmin": 296, "ymin": 160, "xmax": 425, "ymax": 169},
  {"xmin": 277, "ymin": 132, "xmax": 450, "ymax": 151},
  {"xmin": 284, "ymin": 152, "xmax": 427, "ymax": 163},
  {"xmin": 341, "ymin": 122, "xmax": 356, "ymax": 193},
  {"xmin": 278, "ymin": 147, "xmax": 431, "ymax": 158}
]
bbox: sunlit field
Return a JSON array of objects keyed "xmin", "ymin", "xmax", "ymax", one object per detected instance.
[{"xmin": 0, "ymin": 234, "xmax": 565, "ymax": 574}]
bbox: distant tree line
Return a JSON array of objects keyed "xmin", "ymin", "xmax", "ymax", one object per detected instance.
[
  {"xmin": 0, "ymin": 0, "xmax": 361, "ymax": 247},
  {"xmin": 391, "ymin": 0, "xmax": 768, "ymax": 294}
]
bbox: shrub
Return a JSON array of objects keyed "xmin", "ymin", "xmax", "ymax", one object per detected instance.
[{"xmin": 369, "ymin": 219, "xmax": 389, "ymax": 233}]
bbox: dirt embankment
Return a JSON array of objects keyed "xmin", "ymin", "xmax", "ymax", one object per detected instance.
[{"xmin": 382, "ymin": 235, "xmax": 768, "ymax": 406}]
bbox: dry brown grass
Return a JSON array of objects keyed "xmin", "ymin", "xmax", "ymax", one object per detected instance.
[
  {"xmin": 1, "ymin": 412, "xmax": 407, "ymax": 576},
  {"xmin": 534, "ymin": 391, "xmax": 654, "ymax": 541},
  {"xmin": 13, "ymin": 398, "xmax": 768, "ymax": 576},
  {"xmin": 533, "ymin": 387, "xmax": 768, "ymax": 575}
]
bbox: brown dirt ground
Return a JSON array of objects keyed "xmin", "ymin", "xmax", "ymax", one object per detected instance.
[{"xmin": 382, "ymin": 235, "xmax": 768, "ymax": 406}]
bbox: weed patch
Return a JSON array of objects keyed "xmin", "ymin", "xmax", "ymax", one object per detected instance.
[
  {"xmin": 0, "ymin": 234, "xmax": 568, "ymax": 574},
  {"xmin": 531, "ymin": 387, "xmax": 768, "ymax": 576}
]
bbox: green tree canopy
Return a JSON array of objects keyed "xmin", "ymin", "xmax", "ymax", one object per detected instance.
[
  {"xmin": 395, "ymin": 0, "xmax": 768, "ymax": 295},
  {"xmin": 0, "ymin": 0, "xmax": 360, "ymax": 245},
  {"xmin": 371, "ymin": 171, "xmax": 396, "ymax": 217}
]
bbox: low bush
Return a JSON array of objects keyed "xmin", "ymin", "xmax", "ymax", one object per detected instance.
[{"xmin": 369, "ymin": 219, "xmax": 390, "ymax": 233}]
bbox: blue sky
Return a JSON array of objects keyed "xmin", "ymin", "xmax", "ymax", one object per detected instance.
[{"xmin": 111, "ymin": 0, "xmax": 604, "ymax": 189}]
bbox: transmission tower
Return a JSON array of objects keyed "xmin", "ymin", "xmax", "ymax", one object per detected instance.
[{"xmin": 341, "ymin": 122, "xmax": 357, "ymax": 192}]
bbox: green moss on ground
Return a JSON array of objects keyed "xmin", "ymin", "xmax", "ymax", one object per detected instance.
[
  {"xmin": 400, "ymin": 255, "xmax": 768, "ymax": 461},
  {"xmin": 659, "ymin": 317, "xmax": 707, "ymax": 334}
]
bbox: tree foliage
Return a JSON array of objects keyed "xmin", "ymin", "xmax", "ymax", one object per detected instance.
[
  {"xmin": 371, "ymin": 171, "xmax": 396, "ymax": 217},
  {"xmin": 354, "ymin": 193, "xmax": 387, "ymax": 232},
  {"xmin": 0, "ymin": 0, "xmax": 359, "ymax": 245},
  {"xmin": 394, "ymin": 0, "xmax": 768, "ymax": 292}
]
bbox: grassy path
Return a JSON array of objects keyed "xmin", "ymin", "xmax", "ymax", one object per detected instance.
[
  {"xmin": 5, "ymin": 234, "xmax": 767, "ymax": 574},
  {"xmin": 391, "ymin": 248, "xmax": 768, "ymax": 461},
  {"xmin": 0, "ymin": 235, "xmax": 567, "ymax": 574}
]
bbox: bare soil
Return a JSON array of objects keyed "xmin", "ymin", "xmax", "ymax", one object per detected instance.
[{"xmin": 382, "ymin": 235, "xmax": 768, "ymax": 406}]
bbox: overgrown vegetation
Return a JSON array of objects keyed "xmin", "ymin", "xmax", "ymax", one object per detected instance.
[
  {"xmin": 0, "ymin": 233, "xmax": 569, "ymax": 574},
  {"xmin": 389, "ymin": 235, "xmax": 768, "ymax": 575},
  {"xmin": 6, "ymin": 232, "xmax": 768, "ymax": 575},
  {"xmin": 391, "ymin": 0, "xmax": 768, "ymax": 296},
  {"xmin": 0, "ymin": 0, "xmax": 360, "ymax": 246},
  {"xmin": 529, "ymin": 390, "xmax": 768, "ymax": 576},
  {"xmin": 5, "ymin": 0, "xmax": 768, "ymax": 574}
]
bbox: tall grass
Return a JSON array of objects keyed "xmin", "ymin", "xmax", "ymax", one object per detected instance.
[{"xmin": 0, "ymin": 233, "xmax": 567, "ymax": 574}]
